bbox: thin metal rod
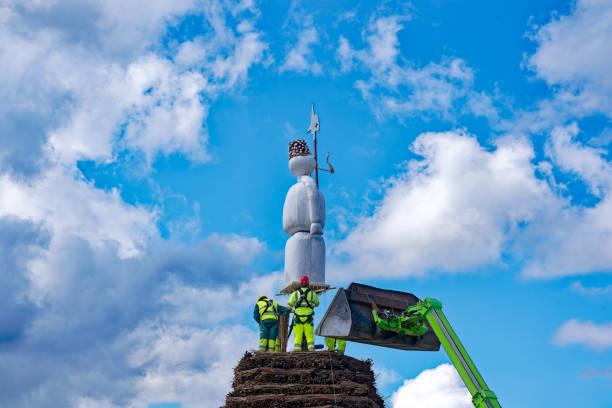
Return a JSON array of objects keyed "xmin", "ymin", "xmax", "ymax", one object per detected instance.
[{"xmin": 314, "ymin": 132, "xmax": 319, "ymax": 187}]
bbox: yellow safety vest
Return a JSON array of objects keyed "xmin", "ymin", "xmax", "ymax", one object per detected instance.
[
  {"xmin": 257, "ymin": 299, "xmax": 279, "ymax": 321},
  {"xmin": 288, "ymin": 287, "xmax": 318, "ymax": 317}
]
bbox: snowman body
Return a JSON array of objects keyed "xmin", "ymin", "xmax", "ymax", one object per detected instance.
[{"xmin": 283, "ymin": 155, "xmax": 326, "ymax": 285}]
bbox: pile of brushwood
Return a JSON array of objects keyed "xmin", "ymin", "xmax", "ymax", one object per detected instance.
[{"xmin": 222, "ymin": 351, "xmax": 385, "ymax": 408}]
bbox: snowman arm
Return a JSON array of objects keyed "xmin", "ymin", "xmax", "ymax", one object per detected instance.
[
  {"xmin": 306, "ymin": 183, "xmax": 323, "ymax": 235},
  {"xmin": 310, "ymin": 222, "xmax": 322, "ymax": 235}
]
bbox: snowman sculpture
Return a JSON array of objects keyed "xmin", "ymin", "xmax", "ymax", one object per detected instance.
[{"xmin": 283, "ymin": 139, "xmax": 326, "ymax": 286}]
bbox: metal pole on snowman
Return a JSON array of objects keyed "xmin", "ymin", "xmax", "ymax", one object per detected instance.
[{"xmin": 306, "ymin": 103, "xmax": 334, "ymax": 188}]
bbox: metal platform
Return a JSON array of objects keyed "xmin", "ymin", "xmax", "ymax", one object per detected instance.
[{"xmin": 277, "ymin": 281, "xmax": 333, "ymax": 295}]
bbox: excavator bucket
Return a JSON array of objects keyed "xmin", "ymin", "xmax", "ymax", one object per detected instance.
[{"xmin": 315, "ymin": 283, "xmax": 440, "ymax": 351}]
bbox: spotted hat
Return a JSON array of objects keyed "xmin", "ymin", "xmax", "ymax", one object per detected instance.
[{"xmin": 289, "ymin": 139, "xmax": 311, "ymax": 159}]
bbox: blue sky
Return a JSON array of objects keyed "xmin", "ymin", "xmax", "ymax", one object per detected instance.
[{"xmin": 0, "ymin": 0, "xmax": 611, "ymax": 407}]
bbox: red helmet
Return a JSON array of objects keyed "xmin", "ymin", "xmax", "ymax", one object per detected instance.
[{"xmin": 300, "ymin": 275, "xmax": 309, "ymax": 286}]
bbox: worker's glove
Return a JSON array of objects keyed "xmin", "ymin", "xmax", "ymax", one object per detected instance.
[{"xmin": 310, "ymin": 222, "xmax": 323, "ymax": 235}]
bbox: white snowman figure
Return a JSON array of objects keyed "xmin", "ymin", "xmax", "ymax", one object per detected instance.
[{"xmin": 283, "ymin": 139, "xmax": 325, "ymax": 286}]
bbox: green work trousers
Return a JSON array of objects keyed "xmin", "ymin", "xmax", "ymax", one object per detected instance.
[
  {"xmin": 259, "ymin": 319, "xmax": 279, "ymax": 352},
  {"xmin": 293, "ymin": 315, "xmax": 314, "ymax": 351},
  {"xmin": 325, "ymin": 337, "xmax": 346, "ymax": 354}
]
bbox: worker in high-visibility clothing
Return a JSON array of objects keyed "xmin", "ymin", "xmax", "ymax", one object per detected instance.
[
  {"xmin": 325, "ymin": 337, "xmax": 346, "ymax": 355},
  {"xmin": 288, "ymin": 275, "xmax": 319, "ymax": 351},
  {"xmin": 253, "ymin": 295, "xmax": 290, "ymax": 352}
]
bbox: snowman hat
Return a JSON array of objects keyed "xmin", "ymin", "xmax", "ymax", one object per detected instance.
[{"xmin": 288, "ymin": 139, "xmax": 311, "ymax": 159}]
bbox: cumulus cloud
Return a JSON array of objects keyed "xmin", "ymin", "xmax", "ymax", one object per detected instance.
[
  {"xmin": 373, "ymin": 364, "xmax": 401, "ymax": 389},
  {"xmin": 0, "ymin": 217, "xmax": 48, "ymax": 345},
  {"xmin": 552, "ymin": 319, "xmax": 612, "ymax": 351},
  {"xmin": 46, "ymin": 54, "xmax": 211, "ymax": 166},
  {"xmin": 0, "ymin": 167, "xmax": 156, "ymax": 259},
  {"xmin": 123, "ymin": 324, "xmax": 257, "ymax": 408},
  {"xmin": 335, "ymin": 130, "xmax": 555, "ymax": 278},
  {"xmin": 114, "ymin": 271, "xmax": 283, "ymax": 407},
  {"xmin": 159, "ymin": 270, "xmax": 282, "ymax": 324},
  {"xmin": 0, "ymin": 1, "xmax": 270, "ymax": 407},
  {"xmin": 390, "ymin": 364, "xmax": 472, "ymax": 408},
  {"xmin": 0, "ymin": 1, "xmax": 195, "ymax": 173},
  {"xmin": 336, "ymin": 15, "xmax": 496, "ymax": 121},
  {"xmin": 334, "ymin": 0, "xmax": 612, "ymax": 278},
  {"xmin": 334, "ymin": 123, "xmax": 612, "ymax": 279},
  {"xmin": 277, "ymin": 0, "xmax": 323, "ymax": 75},
  {"xmin": 527, "ymin": 0, "xmax": 612, "ymax": 91},
  {"xmin": 510, "ymin": 0, "xmax": 612, "ymax": 132},
  {"xmin": 519, "ymin": 124, "xmax": 612, "ymax": 279},
  {"xmin": 0, "ymin": 229, "xmax": 270, "ymax": 407},
  {"xmin": 280, "ymin": 26, "xmax": 322, "ymax": 75},
  {"xmin": 545, "ymin": 123, "xmax": 612, "ymax": 197},
  {"xmin": 10, "ymin": 0, "xmax": 200, "ymax": 57},
  {"xmin": 0, "ymin": 0, "xmax": 267, "ymax": 173}
]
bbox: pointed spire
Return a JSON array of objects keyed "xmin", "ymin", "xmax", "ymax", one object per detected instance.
[{"xmin": 307, "ymin": 103, "xmax": 319, "ymax": 134}]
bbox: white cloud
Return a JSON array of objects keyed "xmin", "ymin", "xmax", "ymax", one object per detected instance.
[
  {"xmin": 336, "ymin": 8, "xmax": 358, "ymax": 25},
  {"xmin": 510, "ymin": 0, "xmax": 612, "ymax": 132},
  {"xmin": 71, "ymin": 0, "xmax": 198, "ymax": 56},
  {"xmin": 545, "ymin": 122, "xmax": 612, "ymax": 197},
  {"xmin": 519, "ymin": 124, "xmax": 612, "ymax": 279},
  {"xmin": 45, "ymin": 54, "xmax": 211, "ymax": 166},
  {"xmin": 334, "ymin": 123, "xmax": 612, "ymax": 280},
  {"xmin": 114, "ymin": 268, "xmax": 280, "ymax": 407},
  {"xmin": 552, "ymin": 319, "xmax": 612, "ymax": 351},
  {"xmin": 0, "ymin": 2, "xmax": 271, "ymax": 407},
  {"xmin": 373, "ymin": 364, "xmax": 401, "ymax": 389},
  {"xmin": 280, "ymin": 26, "xmax": 322, "ymax": 75},
  {"xmin": 336, "ymin": 36, "xmax": 354, "ymax": 72},
  {"xmin": 0, "ymin": 0, "xmax": 270, "ymax": 302},
  {"xmin": 519, "ymin": 196, "xmax": 612, "ymax": 279},
  {"xmin": 91, "ymin": 269, "xmax": 281, "ymax": 407},
  {"xmin": 121, "ymin": 323, "xmax": 257, "ymax": 407},
  {"xmin": 0, "ymin": 167, "xmax": 156, "ymax": 260},
  {"xmin": 160, "ymin": 271, "xmax": 283, "ymax": 324},
  {"xmin": 336, "ymin": 15, "xmax": 496, "ymax": 121},
  {"xmin": 391, "ymin": 364, "xmax": 472, "ymax": 408},
  {"xmin": 0, "ymin": 227, "xmax": 271, "ymax": 407},
  {"xmin": 335, "ymin": 130, "xmax": 555, "ymax": 278},
  {"xmin": 363, "ymin": 16, "xmax": 404, "ymax": 73},
  {"xmin": 0, "ymin": 0, "xmax": 267, "ymax": 170},
  {"xmin": 211, "ymin": 29, "xmax": 268, "ymax": 86},
  {"xmin": 570, "ymin": 281, "xmax": 612, "ymax": 296},
  {"xmin": 527, "ymin": 0, "xmax": 612, "ymax": 91}
]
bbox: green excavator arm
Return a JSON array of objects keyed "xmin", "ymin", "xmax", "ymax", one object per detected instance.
[{"xmin": 371, "ymin": 298, "xmax": 501, "ymax": 408}]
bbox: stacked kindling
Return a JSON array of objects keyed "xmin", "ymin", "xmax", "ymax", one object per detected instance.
[
  {"xmin": 289, "ymin": 139, "xmax": 311, "ymax": 159},
  {"xmin": 223, "ymin": 351, "xmax": 384, "ymax": 408}
]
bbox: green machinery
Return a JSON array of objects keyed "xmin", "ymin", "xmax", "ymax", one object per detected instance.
[
  {"xmin": 371, "ymin": 297, "xmax": 500, "ymax": 408},
  {"xmin": 315, "ymin": 283, "xmax": 501, "ymax": 408}
]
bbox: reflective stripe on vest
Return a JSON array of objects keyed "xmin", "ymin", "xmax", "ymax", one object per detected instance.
[{"xmin": 258, "ymin": 300, "xmax": 278, "ymax": 320}]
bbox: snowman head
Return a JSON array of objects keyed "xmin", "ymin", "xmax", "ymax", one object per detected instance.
[
  {"xmin": 289, "ymin": 155, "xmax": 315, "ymax": 176},
  {"xmin": 288, "ymin": 139, "xmax": 315, "ymax": 177}
]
